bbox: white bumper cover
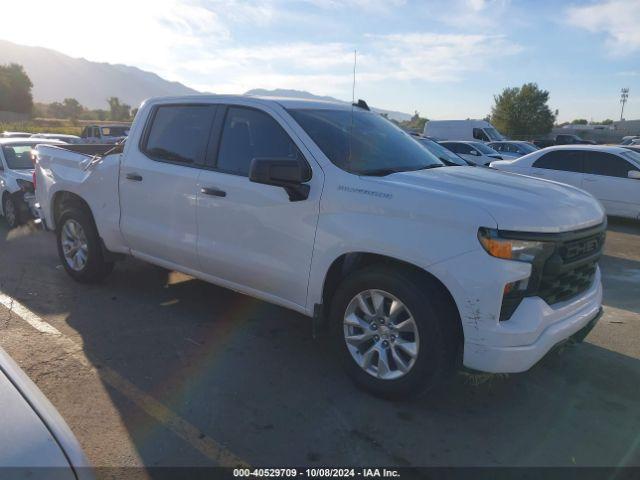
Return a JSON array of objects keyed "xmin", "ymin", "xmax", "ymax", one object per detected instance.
[{"xmin": 463, "ymin": 268, "xmax": 603, "ymax": 373}]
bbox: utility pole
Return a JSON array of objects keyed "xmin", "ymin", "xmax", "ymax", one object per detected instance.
[{"xmin": 620, "ymin": 88, "xmax": 629, "ymax": 121}]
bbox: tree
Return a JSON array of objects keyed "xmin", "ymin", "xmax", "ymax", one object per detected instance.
[
  {"xmin": 0, "ymin": 63, "xmax": 33, "ymax": 113},
  {"xmin": 601, "ymin": 119, "xmax": 614, "ymax": 125},
  {"xmin": 63, "ymin": 98, "xmax": 84, "ymax": 120},
  {"xmin": 571, "ymin": 118, "xmax": 588, "ymax": 125},
  {"xmin": 399, "ymin": 110, "xmax": 428, "ymax": 133},
  {"xmin": 490, "ymin": 83, "xmax": 555, "ymax": 137},
  {"xmin": 107, "ymin": 97, "xmax": 131, "ymax": 121},
  {"xmin": 47, "ymin": 98, "xmax": 85, "ymax": 119}
]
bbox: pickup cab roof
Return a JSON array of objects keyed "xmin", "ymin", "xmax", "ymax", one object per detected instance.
[{"xmin": 144, "ymin": 94, "xmax": 358, "ymax": 112}]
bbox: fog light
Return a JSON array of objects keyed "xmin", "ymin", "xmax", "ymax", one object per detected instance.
[{"xmin": 500, "ymin": 278, "xmax": 530, "ymax": 321}]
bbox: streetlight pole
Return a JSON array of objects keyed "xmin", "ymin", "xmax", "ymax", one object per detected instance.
[{"xmin": 620, "ymin": 88, "xmax": 629, "ymax": 121}]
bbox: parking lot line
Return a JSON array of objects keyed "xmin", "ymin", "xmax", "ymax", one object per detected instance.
[{"xmin": 0, "ymin": 290, "xmax": 249, "ymax": 468}]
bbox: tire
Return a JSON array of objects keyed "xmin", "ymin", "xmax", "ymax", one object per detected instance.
[
  {"xmin": 56, "ymin": 207, "xmax": 114, "ymax": 283},
  {"xmin": 2, "ymin": 194, "xmax": 21, "ymax": 229},
  {"xmin": 330, "ymin": 265, "xmax": 460, "ymax": 399}
]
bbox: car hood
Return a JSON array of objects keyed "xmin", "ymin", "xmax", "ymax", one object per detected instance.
[{"xmin": 378, "ymin": 166, "xmax": 605, "ymax": 233}]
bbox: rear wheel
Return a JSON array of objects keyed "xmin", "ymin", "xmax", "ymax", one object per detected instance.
[
  {"xmin": 56, "ymin": 207, "xmax": 114, "ymax": 283},
  {"xmin": 330, "ymin": 265, "xmax": 460, "ymax": 399}
]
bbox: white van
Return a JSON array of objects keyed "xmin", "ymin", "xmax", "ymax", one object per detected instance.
[{"xmin": 424, "ymin": 120, "xmax": 505, "ymax": 142}]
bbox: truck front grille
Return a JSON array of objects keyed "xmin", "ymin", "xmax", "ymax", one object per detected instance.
[
  {"xmin": 538, "ymin": 261, "xmax": 598, "ymax": 306},
  {"xmin": 499, "ymin": 223, "xmax": 605, "ymax": 321}
]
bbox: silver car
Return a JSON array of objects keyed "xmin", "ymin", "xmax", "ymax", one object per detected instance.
[
  {"xmin": 0, "ymin": 347, "xmax": 93, "ymax": 479},
  {"xmin": 488, "ymin": 141, "xmax": 538, "ymax": 159}
]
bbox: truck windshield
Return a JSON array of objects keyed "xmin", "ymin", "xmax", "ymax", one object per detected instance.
[
  {"xmin": 288, "ymin": 108, "xmax": 443, "ymax": 175},
  {"xmin": 2, "ymin": 144, "xmax": 37, "ymax": 169}
]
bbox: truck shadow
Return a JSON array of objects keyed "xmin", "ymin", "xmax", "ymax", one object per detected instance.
[{"xmin": 0, "ymin": 221, "xmax": 639, "ymax": 469}]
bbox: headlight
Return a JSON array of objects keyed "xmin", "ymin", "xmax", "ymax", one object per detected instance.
[{"xmin": 478, "ymin": 228, "xmax": 553, "ymax": 263}]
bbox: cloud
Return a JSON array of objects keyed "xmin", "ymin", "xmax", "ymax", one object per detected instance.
[
  {"xmin": 303, "ymin": 0, "xmax": 406, "ymax": 10},
  {"xmin": 566, "ymin": 0, "xmax": 640, "ymax": 54},
  {"xmin": 364, "ymin": 33, "xmax": 521, "ymax": 82},
  {"xmin": 180, "ymin": 32, "xmax": 521, "ymax": 97}
]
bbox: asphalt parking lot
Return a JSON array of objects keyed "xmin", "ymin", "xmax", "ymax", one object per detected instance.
[{"xmin": 0, "ymin": 217, "xmax": 638, "ymax": 478}]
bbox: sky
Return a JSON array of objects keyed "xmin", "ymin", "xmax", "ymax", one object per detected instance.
[{"xmin": 1, "ymin": 0, "xmax": 639, "ymax": 122}]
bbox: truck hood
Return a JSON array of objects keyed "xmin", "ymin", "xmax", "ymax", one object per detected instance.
[{"xmin": 377, "ymin": 166, "xmax": 605, "ymax": 233}]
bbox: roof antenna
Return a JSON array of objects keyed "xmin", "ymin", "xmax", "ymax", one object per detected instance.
[
  {"xmin": 352, "ymin": 49, "xmax": 357, "ymax": 105},
  {"xmin": 350, "ymin": 50, "xmax": 370, "ymax": 111}
]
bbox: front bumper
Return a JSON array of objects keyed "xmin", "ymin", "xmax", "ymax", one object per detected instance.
[{"xmin": 463, "ymin": 269, "xmax": 602, "ymax": 373}]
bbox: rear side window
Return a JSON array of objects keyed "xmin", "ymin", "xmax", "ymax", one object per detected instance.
[
  {"xmin": 533, "ymin": 150, "xmax": 583, "ymax": 172},
  {"xmin": 216, "ymin": 107, "xmax": 300, "ymax": 176},
  {"xmin": 143, "ymin": 105, "xmax": 215, "ymax": 165},
  {"xmin": 583, "ymin": 151, "xmax": 639, "ymax": 178}
]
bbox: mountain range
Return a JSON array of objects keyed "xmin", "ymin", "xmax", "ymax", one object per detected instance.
[{"xmin": 0, "ymin": 39, "xmax": 410, "ymax": 121}]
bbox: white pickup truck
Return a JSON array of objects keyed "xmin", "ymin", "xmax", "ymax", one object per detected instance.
[{"xmin": 34, "ymin": 95, "xmax": 606, "ymax": 397}]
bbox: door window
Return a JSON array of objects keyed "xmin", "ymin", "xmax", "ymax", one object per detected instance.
[
  {"xmin": 583, "ymin": 151, "xmax": 639, "ymax": 178},
  {"xmin": 473, "ymin": 128, "xmax": 489, "ymax": 141},
  {"xmin": 216, "ymin": 107, "xmax": 301, "ymax": 176},
  {"xmin": 533, "ymin": 150, "xmax": 583, "ymax": 172},
  {"xmin": 142, "ymin": 105, "xmax": 216, "ymax": 165}
]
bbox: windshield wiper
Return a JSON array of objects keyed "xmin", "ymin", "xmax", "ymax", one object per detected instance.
[
  {"xmin": 360, "ymin": 168, "xmax": 405, "ymax": 176},
  {"xmin": 360, "ymin": 164, "xmax": 444, "ymax": 177}
]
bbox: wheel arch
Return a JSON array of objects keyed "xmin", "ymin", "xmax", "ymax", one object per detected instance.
[
  {"xmin": 52, "ymin": 191, "xmax": 95, "ymax": 230},
  {"xmin": 320, "ymin": 252, "xmax": 464, "ymax": 342}
]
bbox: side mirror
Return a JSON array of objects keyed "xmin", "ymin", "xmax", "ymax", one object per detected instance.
[
  {"xmin": 628, "ymin": 170, "xmax": 640, "ymax": 180},
  {"xmin": 469, "ymin": 150, "xmax": 480, "ymax": 156},
  {"xmin": 249, "ymin": 157, "xmax": 312, "ymax": 201}
]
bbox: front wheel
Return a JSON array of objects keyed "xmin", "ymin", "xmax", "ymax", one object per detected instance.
[
  {"xmin": 330, "ymin": 265, "xmax": 460, "ymax": 399},
  {"xmin": 56, "ymin": 208, "xmax": 114, "ymax": 283},
  {"xmin": 2, "ymin": 194, "xmax": 21, "ymax": 228}
]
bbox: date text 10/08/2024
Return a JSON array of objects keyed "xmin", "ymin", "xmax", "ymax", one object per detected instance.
[{"xmin": 233, "ymin": 469, "xmax": 401, "ymax": 478}]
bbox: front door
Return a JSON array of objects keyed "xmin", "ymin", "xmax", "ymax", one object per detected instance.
[{"xmin": 196, "ymin": 104, "xmax": 322, "ymax": 309}]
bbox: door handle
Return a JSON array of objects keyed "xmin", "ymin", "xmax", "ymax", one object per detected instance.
[
  {"xmin": 201, "ymin": 187, "xmax": 226, "ymax": 197},
  {"xmin": 583, "ymin": 178, "xmax": 597, "ymax": 182},
  {"xmin": 126, "ymin": 173, "xmax": 143, "ymax": 182}
]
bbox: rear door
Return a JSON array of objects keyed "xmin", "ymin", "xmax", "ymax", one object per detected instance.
[
  {"xmin": 582, "ymin": 151, "xmax": 640, "ymax": 218},
  {"xmin": 529, "ymin": 150, "xmax": 584, "ymax": 187},
  {"xmin": 119, "ymin": 103, "xmax": 216, "ymax": 269},
  {"xmin": 195, "ymin": 104, "xmax": 322, "ymax": 309}
]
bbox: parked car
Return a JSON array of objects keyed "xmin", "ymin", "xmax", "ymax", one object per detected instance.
[
  {"xmin": 423, "ymin": 119, "xmax": 505, "ymax": 142},
  {"xmin": 0, "ymin": 346, "xmax": 93, "ymax": 479},
  {"xmin": 491, "ymin": 145, "xmax": 640, "ymax": 220},
  {"xmin": 31, "ymin": 133, "xmax": 81, "ymax": 143},
  {"xmin": 439, "ymin": 141, "xmax": 503, "ymax": 166},
  {"xmin": 488, "ymin": 141, "xmax": 538, "ymax": 159},
  {"xmin": 79, "ymin": 124, "xmax": 130, "ymax": 144},
  {"xmin": 35, "ymin": 95, "xmax": 605, "ymax": 398},
  {"xmin": 1, "ymin": 131, "xmax": 32, "ymax": 138},
  {"xmin": 1, "ymin": 138, "xmax": 65, "ymax": 228},
  {"xmin": 410, "ymin": 134, "xmax": 471, "ymax": 166},
  {"xmin": 534, "ymin": 134, "xmax": 596, "ymax": 148},
  {"xmin": 621, "ymin": 145, "xmax": 640, "ymax": 155},
  {"xmin": 620, "ymin": 136, "xmax": 639, "ymax": 145}
]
